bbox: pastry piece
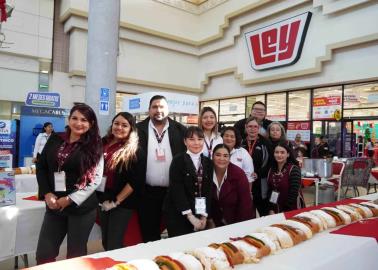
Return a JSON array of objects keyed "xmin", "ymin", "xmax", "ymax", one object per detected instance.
[
  {"xmin": 335, "ymin": 205, "xmax": 363, "ymax": 221},
  {"xmin": 258, "ymin": 226, "xmax": 293, "ymax": 249},
  {"xmin": 359, "ymin": 202, "xmax": 378, "ymax": 216},
  {"xmin": 310, "ymin": 210, "xmax": 337, "ymax": 228},
  {"xmin": 290, "ymin": 216, "xmax": 320, "ymax": 234},
  {"xmin": 295, "ymin": 212, "xmax": 326, "ymax": 231},
  {"xmin": 190, "ymin": 246, "xmax": 232, "ymax": 270},
  {"xmin": 155, "ymin": 255, "xmax": 186, "ymax": 270},
  {"xmin": 168, "ymin": 252, "xmax": 204, "ymax": 270},
  {"xmin": 321, "ymin": 207, "xmax": 351, "ymax": 225},
  {"xmin": 110, "ymin": 259, "xmax": 160, "ymax": 270},
  {"xmin": 348, "ymin": 203, "xmax": 373, "ymax": 218},
  {"xmin": 208, "ymin": 242, "xmax": 244, "ymax": 266},
  {"xmin": 248, "ymin": 232, "xmax": 278, "ymax": 254},
  {"xmin": 270, "ymin": 224, "xmax": 307, "ymax": 245},
  {"xmin": 281, "ymin": 219, "xmax": 313, "ymax": 239},
  {"xmin": 229, "ymin": 240, "xmax": 260, "ymax": 264}
]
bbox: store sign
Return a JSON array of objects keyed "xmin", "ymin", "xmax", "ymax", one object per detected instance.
[
  {"xmin": 287, "ymin": 121, "xmax": 311, "ymax": 143},
  {"xmin": 313, "ymin": 96, "xmax": 341, "ymax": 120},
  {"xmin": 0, "ymin": 120, "xmax": 17, "ymax": 168},
  {"xmin": 0, "ymin": 120, "xmax": 11, "ymax": 135},
  {"xmin": 26, "ymin": 92, "xmax": 60, "ymax": 108},
  {"xmin": 266, "ymin": 114, "xmax": 286, "ymax": 122},
  {"xmin": 21, "ymin": 106, "xmax": 69, "ymax": 117},
  {"xmin": 245, "ymin": 12, "xmax": 312, "ymax": 70}
]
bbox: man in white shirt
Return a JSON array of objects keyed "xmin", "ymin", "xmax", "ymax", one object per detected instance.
[{"xmin": 137, "ymin": 95, "xmax": 187, "ymax": 242}]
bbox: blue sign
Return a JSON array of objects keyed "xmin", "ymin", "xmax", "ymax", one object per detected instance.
[
  {"xmin": 129, "ymin": 98, "xmax": 140, "ymax": 109},
  {"xmin": 26, "ymin": 92, "xmax": 60, "ymax": 108},
  {"xmin": 21, "ymin": 106, "xmax": 69, "ymax": 117},
  {"xmin": 100, "ymin": 88, "xmax": 110, "ymax": 101},
  {"xmin": 0, "ymin": 120, "xmax": 18, "ymax": 168},
  {"xmin": 99, "ymin": 101, "xmax": 109, "ymax": 115}
]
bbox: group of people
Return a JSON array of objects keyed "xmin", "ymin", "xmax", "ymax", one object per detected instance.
[{"xmin": 34, "ymin": 96, "xmax": 306, "ymax": 265}]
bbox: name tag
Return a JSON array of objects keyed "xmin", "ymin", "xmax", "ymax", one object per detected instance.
[
  {"xmin": 155, "ymin": 148, "xmax": 166, "ymax": 161},
  {"xmin": 195, "ymin": 197, "xmax": 207, "ymax": 215},
  {"xmin": 269, "ymin": 191, "xmax": 279, "ymax": 204},
  {"xmin": 54, "ymin": 171, "xmax": 66, "ymax": 192},
  {"xmin": 96, "ymin": 176, "xmax": 107, "ymax": 192}
]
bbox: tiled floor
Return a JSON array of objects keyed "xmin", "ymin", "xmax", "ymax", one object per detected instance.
[{"xmin": 0, "ymin": 186, "xmax": 375, "ymax": 269}]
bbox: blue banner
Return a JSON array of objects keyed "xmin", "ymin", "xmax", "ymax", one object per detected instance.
[
  {"xmin": 26, "ymin": 92, "xmax": 60, "ymax": 108},
  {"xmin": 0, "ymin": 120, "xmax": 17, "ymax": 168}
]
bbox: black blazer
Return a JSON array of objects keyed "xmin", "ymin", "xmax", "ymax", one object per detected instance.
[
  {"xmin": 97, "ymin": 148, "xmax": 146, "ymax": 209},
  {"xmin": 137, "ymin": 117, "xmax": 187, "ymax": 161},
  {"xmin": 37, "ymin": 133, "xmax": 101, "ymax": 215},
  {"xmin": 163, "ymin": 153, "xmax": 213, "ymax": 218}
]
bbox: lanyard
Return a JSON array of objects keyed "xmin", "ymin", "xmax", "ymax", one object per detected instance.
[
  {"xmin": 196, "ymin": 162, "xmax": 203, "ymax": 197},
  {"xmin": 205, "ymin": 138, "xmax": 213, "ymax": 156},
  {"xmin": 153, "ymin": 128, "xmax": 167, "ymax": 144},
  {"xmin": 247, "ymin": 139, "xmax": 257, "ymax": 156}
]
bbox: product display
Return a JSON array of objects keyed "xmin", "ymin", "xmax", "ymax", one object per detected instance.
[{"xmin": 108, "ymin": 201, "xmax": 378, "ymax": 270}]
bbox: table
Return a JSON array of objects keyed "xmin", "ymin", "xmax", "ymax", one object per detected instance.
[
  {"xmin": 0, "ymin": 192, "xmax": 101, "ymax": 262},
  {"xmin": 85, "ymin": 193, "xmax": 378, "ymax": 270},
  {"xmin": 15, "ymin": 174, "xmax": 38, "ymax": 193}
]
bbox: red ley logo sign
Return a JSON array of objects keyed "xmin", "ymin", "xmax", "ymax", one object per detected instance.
[{"xmin": 245, "ymin": 12, "xmax": 312, "ymax": 70}]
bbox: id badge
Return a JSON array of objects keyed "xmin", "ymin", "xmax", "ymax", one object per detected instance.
[
  {"xmin": 155, "ymin": 148, "xmax": 166, "ymax": 161},
  {"xmin": 96, "ymin": 176, "xmax": 107, "ymax": 192},
  {"xmin": 195, "ymin": 197, "xmax": 207, "ymax": 215},
  {"xmin": 269, "ymin": 191, "xmax": 279, "ymax": 204},
  {"xmin": 54, "ymin": 171, "xmax": 66, "ymax": 192}
]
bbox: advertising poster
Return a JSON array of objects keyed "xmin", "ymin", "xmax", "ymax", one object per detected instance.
[
  {"xmin": 0, "ymin": 171, "xmax": 16, "ymax": 207},
  {"xmin": 287, "ymin": 121, "xmax": 311, "ymax": 142},
  {"xmin": 0, "ymin": 120, "xmax": 17, "ymax": 168},
  {"xmin": 313, "ymin": 96, "xmax": 341, "ymax": 120}
]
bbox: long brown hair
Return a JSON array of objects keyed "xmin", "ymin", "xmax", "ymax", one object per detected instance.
[
  {"xmin": 199, "ymin": 106, "xmax": 218, "ymax": 136},
  {"xmin": 103, "ymin": 112, "xmax": 139, "ymax": 171}
]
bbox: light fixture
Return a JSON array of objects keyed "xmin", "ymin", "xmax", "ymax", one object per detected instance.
[{"xmin": 40, "ymin": 70, "xmax": 49, "ymax": 74}]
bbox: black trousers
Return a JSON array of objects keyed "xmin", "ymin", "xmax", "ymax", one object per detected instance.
[
  {"xmin": 98, "ymin": 206, "xmax": 133, "ymax": 251},
  {"xmin": 254, "ymin": 197, "xmax": 270, "ymax": 217},
  {"xmin": 165, "ymin": 212, "xmax": 194, "ymax": 238},
  {"xmin": 138, "ymin": 185, "xmax": 167, "ymax": 242},
  {"xmin": 36, "ymin": 208, "xmax": 96, "ymax": 265}
]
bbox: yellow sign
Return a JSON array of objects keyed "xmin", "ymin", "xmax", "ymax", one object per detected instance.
[{"xmin": 333, "ymin": 109, "xmax": 342, "ymax": 121}]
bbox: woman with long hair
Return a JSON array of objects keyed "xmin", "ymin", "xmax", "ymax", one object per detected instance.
[
  {"xmin": 97, "ymin": 112, "xmax": 145, "ymax": 251},
  {"xmin": 36, "ymin": 104, "xmax": 103, "ymax": 264},
  {"xmin": 32, "ymin": 122, "xmax": 54, "ymax": 163},
  {"xmin": 198, "ymin": 106, "xmax": 223, "ymax": 158},
  {"xmin": 211, "ymin": 144, "xmax": 254, "ymax": 226},
  {"xmin": 267, "ymin": 141, "xmax": 304, "ymax": 214}
]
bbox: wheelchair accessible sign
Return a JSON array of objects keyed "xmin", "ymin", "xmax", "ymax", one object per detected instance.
[{"xmin": 99, "ymin": 88, "xmax": 110, "ymax": 115}]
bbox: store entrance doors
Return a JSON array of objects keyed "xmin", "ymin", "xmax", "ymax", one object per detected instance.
[{"xmin": 313, "ymin": 121, "xmax": 342, "ymax": 157}]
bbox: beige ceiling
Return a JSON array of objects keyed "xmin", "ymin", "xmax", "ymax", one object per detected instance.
[{"xmin": 183, "ymin": 0, "xmax": 208, "ymax": 5}]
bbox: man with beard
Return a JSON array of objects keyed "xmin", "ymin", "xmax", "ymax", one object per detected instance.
[{"xmin": 137, "ymin": 95, "xmax": 187, "ymax": 242}]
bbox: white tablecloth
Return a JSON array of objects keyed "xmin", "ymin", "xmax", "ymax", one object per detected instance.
[
  {"xmin": 0, "ymin": 192, "xmax": 101, "ymax": 261},
  {"xmin": 88, "ymin": 192, "xmax": 378, "ymax": 270},
  {"xmin": 15, "ymin": 174, "xmax": 38, "ymax": 193}
]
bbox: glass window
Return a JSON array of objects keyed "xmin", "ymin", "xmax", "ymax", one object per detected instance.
[
  {"xmin": 246, "ymin": 95, "xmax": 265, "ymax": 117},
  {"xmin": 0, "ymin": 100, "xmax": 11, "ymax": 120},
  {"xmin": 116, "ymin": 92, "xmax": 135, "ymax": 114},
  {"xmin": 267, "ymin": 93, "xmax": 286, "ymax": 121},
  {"xmin": 343, "ymin": 82, "xmax": 378, "ymax": 117},
  {"xmin": 219, "ymin": 98, "xmax": 245, "ymax": 125},
  {"xmin": 288, "ymin": 90, "xmax": 310, "ymax": 120},
  {"xmin": 313, "ymin": 86, "xmax": 342, "ymax": 120},
  {"xmin": 200, "ymin": 100, "xmax": 219, "ymax": 117}
]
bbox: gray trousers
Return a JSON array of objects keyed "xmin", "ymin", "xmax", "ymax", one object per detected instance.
[
  {"xmin": 98, "ymin": 206, "xmax": 133, "ymax": 251},
  {"xmin": 35, "ymin": 209, "xmax": 96, "ymax": 265}
]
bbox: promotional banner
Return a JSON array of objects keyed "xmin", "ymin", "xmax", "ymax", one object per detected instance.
[
  {"xmin": 123, "ymin": 92, "xmax": 199, "ymax": 115},
  {"xmin": 0, "ymin": 171, "xmax": 16, "ymax": 207},
  {"xmin": 286, "ymin": 121, "xmax": 311, "ymax": 142},
  {"xmin": 312, "ymin": 96, "xmax": 341, "ymax": 120},
  {"xmin": 0, "ymin": 120, "xmax": 17, "ymax": 168},
  {"xmin": 26, "ymin": 92, "xmax": 60, "ymax": 108}
]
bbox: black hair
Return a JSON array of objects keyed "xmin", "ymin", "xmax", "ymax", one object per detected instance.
[
  {"xmin": 149, "ymin": 95, "xmax": 167, "ymax": 108},
  {"xmin": 273, "ymin": 141, "xmax": 299, "ymax": 168},
  {"xmin": 213, "ymin": 143, "xmax": 231, "ymax": 155},
  {"xmin": 185, "ymin": 126, "xmax": 205, "ymax": 139},
  {"xmin": 221, "ymin": 126, "xmax": 242, "ymax": 148},
  {"xmin": 252, "ymin": 101, "xmax": 266, "ymax": 110},
  {"xmin": 42, "ymin": 122, "xmax": 53, "ymax": 133}
]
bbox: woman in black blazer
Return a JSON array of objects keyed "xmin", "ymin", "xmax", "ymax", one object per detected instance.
[
  {"xmin": 163, "ymin": 126, "xmax": 213, "ymax": 237},
  {"xmin": 36, "ymin": 104, "xmax": 103, "ymax": 264},
  {"xmin": 97, "ymin": 112, "xmax": 146, "ymax": 250}
]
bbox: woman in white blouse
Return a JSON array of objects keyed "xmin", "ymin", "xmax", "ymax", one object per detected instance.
[
  {"xmin": 221, "ymin": 126, "xmax": 254, "ymax": 190},
  {"xmin": 32, "ymin": 122, "xmax": 53, "ymax": 163},
  {"xmin": 198, "ymin": 107, "xmax": 223, "ymax": 158}
]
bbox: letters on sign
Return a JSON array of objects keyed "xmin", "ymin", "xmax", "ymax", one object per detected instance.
[{"xmin": 245, "ymin": 12, "xmax": 312, "ymax": 70}]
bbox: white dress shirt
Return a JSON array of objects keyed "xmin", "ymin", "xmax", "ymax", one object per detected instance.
[
  {"xmin": 213, "ymin": 169, "xmax": 227, "ymax": 199},
  {"xmin": 230, "ymin": 147, "xmax": 255, "ymax": 183},
  {"xmin": 202, "ymin": 133, "xmax": 223, "ymax": 158},
  {"xmin": 146, "ymin": 120, "xmax": 172, "ymax": 187},
  {"xmin": 187, "ymin": 150, "xmax": 202, "ymax": 171},
  {"xmin": 33, "ymin": 133, "xmax": 51, "ymax": 158}
]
